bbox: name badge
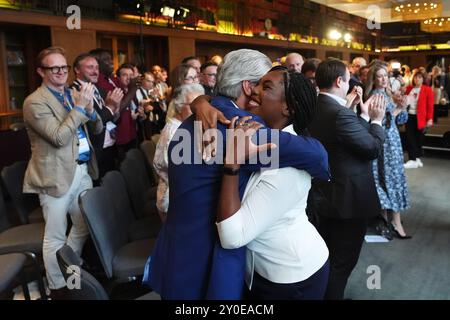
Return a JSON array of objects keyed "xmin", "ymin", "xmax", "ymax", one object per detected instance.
[
  {"xmin": 106, "ymin": 121, "xmax": 117, "ymax": 132},
  {"xmin": 78, "ymin": 137, "xmax": 90, "ymax": 155}
]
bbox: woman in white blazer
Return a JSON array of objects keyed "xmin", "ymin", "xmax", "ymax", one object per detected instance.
[{"xmin": 216, "ymin": 67, "xmax": 329, "ymax": 300}]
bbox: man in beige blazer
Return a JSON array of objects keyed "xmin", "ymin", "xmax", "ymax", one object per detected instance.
[{"xmin": 22, "ymin": 47, "xmax": 102, "ymax": 298}]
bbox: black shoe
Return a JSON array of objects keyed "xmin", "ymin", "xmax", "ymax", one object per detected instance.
[
  {"xmin": 392, "ymin": 228, "xmax": 412, "ymax": 239},
  {"xmin": 375, "ymin": 219, "xmax": 393, "ymax": 240}
]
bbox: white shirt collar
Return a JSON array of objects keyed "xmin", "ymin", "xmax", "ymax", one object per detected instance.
[
  {"xmin": 282, "ymin": 124, "xmax": 296, "ymax": 135},
  {"xmin": 319, "ymin": 92, "xmax": 347, "ymax": 107},
  {"xmin": 230, "ymin": 100, "xmax": 240, "ymax": 109}
]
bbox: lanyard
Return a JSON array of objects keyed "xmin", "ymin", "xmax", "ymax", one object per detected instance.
[
  {"xmin": 64, "ymin": 94, "xmax": 73, "ymax": 110},
  {"xmin": 108, "ymin": 77, "xmax": 118, "ymax": 88}
]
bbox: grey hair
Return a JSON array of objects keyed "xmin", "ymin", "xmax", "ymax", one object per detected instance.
[
  {"xmin": 166, "ymin": 83, "xmax": 205, "ymax": 120},
  {"xmin": 216, "ymin": 49, "xmax": 272, "ymax": 100}
]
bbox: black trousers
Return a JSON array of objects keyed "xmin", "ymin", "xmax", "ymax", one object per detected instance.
[
  {"xmin": 246, "ymin": 260, "xmax": 329, "ymax": 300},
  {"xmin": 92, "ymin": 145, "xmax": 117, "ymax": 186},
  {"xmin": 116, "ymin": 139, "xmax": 138, "ymax": 163},
  {"xmin": 317, "ymin": 217, "xmax": 367, "ymax": 300},
  {"xmin": 405, "ymin": 115, "xmax": 424, "ymax": 161}
]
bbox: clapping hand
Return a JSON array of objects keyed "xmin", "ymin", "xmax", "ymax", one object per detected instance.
[
  {"xmin": 105, "ymin": 88, "xmax": 124, "ymax": 113},
  {"xmin": 368, "ymin": 94, "xmax": 387, "ymax": 122},
  {"xmin": 392, "ymin": 91, "xmax": 408, "ymax": 116},
  {"xmin": 72, "ymin": 82, "xmax": 95, "ymax": 112},
  {"xmin": 346, "ymin": 86, "xmax": 362, "ymax": 110}
]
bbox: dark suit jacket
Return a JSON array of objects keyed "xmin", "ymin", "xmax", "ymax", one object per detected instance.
[
  {"xmin": 71, "ymin": 80, "xmax": 116, "ymax": 152},
  {"xmin": 308, "ymin": 94, "xmax": 385, "ymax": 219}
]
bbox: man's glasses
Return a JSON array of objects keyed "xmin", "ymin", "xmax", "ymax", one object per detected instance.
[
  {"xmin": 41, "ymin": 65, "xmax": 71, "ymax": 74},
  {"xmin": 203, "ymin": 73, "xmax": 217, "ymax": 78}
]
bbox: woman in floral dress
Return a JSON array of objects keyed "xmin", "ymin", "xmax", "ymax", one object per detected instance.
[{"xmin": 365, "ymin": 61, "xmax": 411, "ymax": 239}]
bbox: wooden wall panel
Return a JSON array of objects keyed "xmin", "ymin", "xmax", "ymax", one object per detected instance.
[
  {"xmin": 168, "ymin": 37, "xmax": 195, "ymax": 73},
  {"xmin": 50, "ymin": 27, "xmax": 96, "ymax": 83},
  {"xmin": 0, "ymin": 32, "xmax": 9, "ymax": 114}
]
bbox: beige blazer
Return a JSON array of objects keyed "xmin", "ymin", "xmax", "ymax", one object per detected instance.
[{"xmin": 23, "ymin": 85, "xmax": 103, "ymax": 197}]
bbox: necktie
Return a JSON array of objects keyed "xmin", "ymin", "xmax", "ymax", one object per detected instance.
[{"xmin": 93, "ymin": 87, "xmax": 104, "ymax": 109}]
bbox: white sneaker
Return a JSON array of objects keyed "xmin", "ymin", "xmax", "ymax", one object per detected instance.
[
  {"xmin": 416, "ymin": 158, "xmax": 423, "ymax": 167},
  {"xmin": 404, "ymin": 160, "xmax": 419, "ymax": 169}
]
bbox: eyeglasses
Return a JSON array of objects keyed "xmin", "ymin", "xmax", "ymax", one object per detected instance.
[
  {"xmin": 185, "ymin": 76, "xmax": 199, "ymax": 81},
  {"xmin": 41, "ymin": 65, "xmax": 71, "ymax": 74},
  {"xmin": 204, "ymin": 73, "xmax": 217, "ymax": 78}
]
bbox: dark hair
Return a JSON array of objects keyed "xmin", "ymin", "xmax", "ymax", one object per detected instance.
[
  {"xmin": 270, "ymin": 65, "xmax": 288, "ymax": 72},
  {"xmin": 169, "ymin": 63, "xmax": 196, "ymax": 89},
  {"xmin": 116, "ymin": 63, "xmax": 135, "ymax": 77},
  {"xmin": 89, "ymin": 48, "xmax": 113, "ymax": 75},
  {"xmin": 315, "ymin": 58, "xmax": 348, "ymax": 90},
  {"xmin": 283, "ymin": 71, "xmax": 317, "ymax": 135},
  {"xmin": 359, "ymin": 65, "xmax": 370, "ymax": 73},
  {"xmin": 181, "ymin": 56, "xmax": 199, "ymax": 64},
  {"xmin": 89, "ymin": 48, "xmax": 110, "ymax": 59},
  {"xmin": 200, "ymin": 61, "xmax": 218, "ymax": 73},
  {"xmin": 412, "ymin": 69, "xmax": 426, "ymax": 86},
  {"xmin": 73, "ymin": 53, "xmax": 95, "ymax": 73},
  {"xmin": 301, "ymin": 58, "xmax": 321, "ymax": 74}
]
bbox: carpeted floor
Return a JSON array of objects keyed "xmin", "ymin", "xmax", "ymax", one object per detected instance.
[{"xmin": 346, "ymin": 154, "xmax": 450, "ymax": 300}]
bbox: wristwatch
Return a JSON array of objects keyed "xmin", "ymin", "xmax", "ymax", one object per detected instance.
[{"xmin": 223, "ymin": 166, "xmax": 240, "ymax": 175}]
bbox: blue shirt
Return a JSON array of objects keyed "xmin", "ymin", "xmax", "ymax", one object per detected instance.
[{"xmin": 47, "ymin": 86, "xmax": 96, "ymax": 162}]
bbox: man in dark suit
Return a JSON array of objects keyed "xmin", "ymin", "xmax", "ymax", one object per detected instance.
[
  {"xmin": 71, "ymin": 53, "xmax": 123, "ymax": 180},
  {"xmin": 308, "ymin": 58, "xmax": 386, "ymax": 300},
  {"xmin": 147, "ymin": 49, "xmax": 330, "ymax": 300}
]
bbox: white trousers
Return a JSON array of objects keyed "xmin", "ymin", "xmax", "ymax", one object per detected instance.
[{"xmin": 39, "ymin": 164, "xmax": 92, "ymax": 290}]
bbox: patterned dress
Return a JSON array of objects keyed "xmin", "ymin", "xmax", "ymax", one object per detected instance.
[{"xmin": 371, "ymin": 89, "xmax": 410, "ymax": 212}]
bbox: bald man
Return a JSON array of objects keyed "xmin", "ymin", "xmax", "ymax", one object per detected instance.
[
  {"xmin": 285, "ymin": 52, "xmax": 304, "ymax": 73},
  {"xmin": 349, "ymin": 57, "xmax": 367, "ymax": 93}
]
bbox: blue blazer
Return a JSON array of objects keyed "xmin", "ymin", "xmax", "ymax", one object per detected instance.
[{"xmin": 145, "ymin": 96, "xmax": 330, "ymax": 299}]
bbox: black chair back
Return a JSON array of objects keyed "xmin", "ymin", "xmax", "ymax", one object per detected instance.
[
  {"xmin": 56, "ymin": 245, "xmax": 109, "ymax": 300},
  {"xmin": 120, "ymin": 153, "xmax": 153, "ymax": 219},
  {"xmin": 1, "ymin": 161, "xmax": 40, "ymax": 224},
  {"xmin": 0, "ymin": 184, "xmax": 11, "ymax": 233},
  {"xmin": 101, "ymin": 171, "xmax": 135, "ymax": 229},
  {"xmin": 79, "ymin": 187, "xmax": 128, "ymax": 278},
  {"xmin": 140, "ymin": 140, "xmax": 159, "ymax": 184}
]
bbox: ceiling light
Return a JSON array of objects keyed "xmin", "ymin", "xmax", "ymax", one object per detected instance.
[
  {"xmin": 421, "ymin": 16, "xmax": 450, "ymax": 32},
  {"xmin": 392, "ymin": 1, "xmax": 442, "ymax": 21}
]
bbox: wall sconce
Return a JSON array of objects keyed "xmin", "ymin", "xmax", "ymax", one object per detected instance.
[
  {"xmin": 328, "ymin": 29, "xmax": 342, "ymax": 40},
  {"xmin": 344, "ymin": 33, "xmax": 352, "ymax": 42}
]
